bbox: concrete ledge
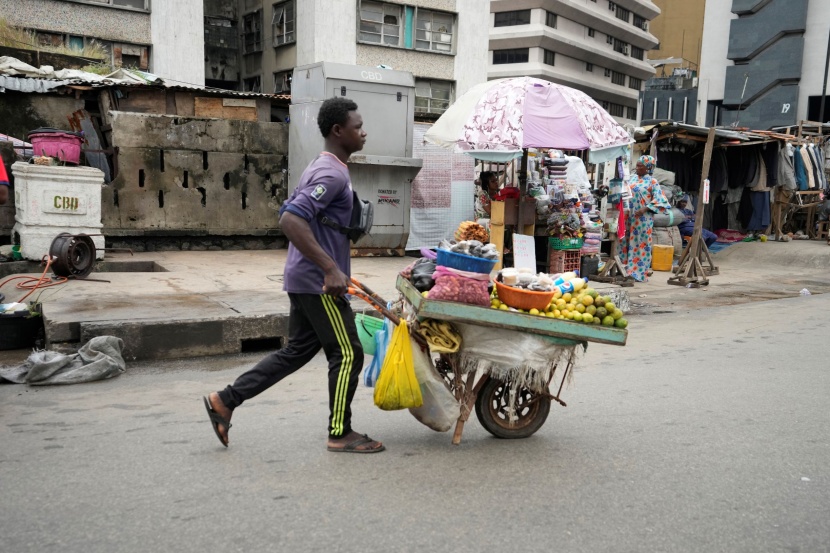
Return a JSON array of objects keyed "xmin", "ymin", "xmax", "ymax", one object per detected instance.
[{"xmin": 77, "ymin": 313, "xmax": 290, "ymax": 361}]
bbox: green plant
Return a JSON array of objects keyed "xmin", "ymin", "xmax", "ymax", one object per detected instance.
[{"xmin": 0, "ymin": 18, "xmax": 110, "ymax": 64}]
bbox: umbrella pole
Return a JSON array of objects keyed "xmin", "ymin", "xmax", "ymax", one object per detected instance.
[{"xmin": 517, "ymin": 149, "xmax": 534, "ymax": 236}]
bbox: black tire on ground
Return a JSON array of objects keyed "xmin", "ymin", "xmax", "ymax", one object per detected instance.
[{"xmin": 474, "ymin": 378, "xmax": 551, "ymax": 439}]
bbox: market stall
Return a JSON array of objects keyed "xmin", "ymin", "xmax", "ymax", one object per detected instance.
[
  {"xmin": 630, "ymin": 120, "xmax": 830, "ymax": 283},
  {"xmin": 423, "ymin": 77, "xmax": 633, "ymax": 274}
]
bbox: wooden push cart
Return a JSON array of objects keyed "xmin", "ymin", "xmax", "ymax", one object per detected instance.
[{"xmin": 385, "ymin": 276, "xmax": 628, "ymax": 445}]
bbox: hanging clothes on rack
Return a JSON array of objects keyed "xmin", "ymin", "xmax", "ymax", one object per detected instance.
[
  {"xmin": 793, "ymin": 146, "xmax": 809, "ymax": 190},
  {"xmin": 800, "ymin": 145, "xmax": 816, "ymax": 189},
  {"xmin": 761, "ymin": 141, "xmax": 780, "ymax": 188},
  {"xmin": 778, "ymin": 143, "xmax": 796, "ymax": 190}
]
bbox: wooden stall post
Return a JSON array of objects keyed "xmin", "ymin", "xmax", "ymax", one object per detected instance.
[
  {"xmin": 491, "ymin": 200, "xmax": 506, "ymax": 271},
  {"xmin": 668, "ymin": 127, "xmax": 719, "ymax": 286}
]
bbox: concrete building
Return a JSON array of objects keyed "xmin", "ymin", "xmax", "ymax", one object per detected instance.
[
  {"xmin": 0, "ymin": 0, "xmax": 205, "ymax": 86},
  {"xmin": 647, "ymin": 0, "xmax": 704, "ymax": 77},
  {"xmin": 698, "ymin": 0, "xmax": 830, "ymax": 129},
  {"xmin": 488, "ymin": 0, "xmax": 661, "ymax": 124},
  {"xmin": 235, "ymin": 0, "xmax": 488, "ymax": 117},
  {"xmin": 641, "ymin": 0, "xmax": 704, "ymax": 125}
]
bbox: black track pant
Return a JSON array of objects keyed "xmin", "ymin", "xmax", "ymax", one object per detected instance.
[{"xmin": 217, "ymin": 293, "xmax": 363, "ymax": 438}]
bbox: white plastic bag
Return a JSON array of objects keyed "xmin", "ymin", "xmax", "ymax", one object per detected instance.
[{"xmin": 408, "ymin": 338, "xmax": 460, "ymax": 432}]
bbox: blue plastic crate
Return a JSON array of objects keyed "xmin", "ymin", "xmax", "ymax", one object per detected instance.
[{"xmin": 436, "ymin": 249, "xmax": 497, "ymax": 274}]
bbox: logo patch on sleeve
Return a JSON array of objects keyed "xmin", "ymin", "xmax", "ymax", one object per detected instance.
[{"xmin": 311, "ymin": 185, "xmax": 327, "ymax": 200}]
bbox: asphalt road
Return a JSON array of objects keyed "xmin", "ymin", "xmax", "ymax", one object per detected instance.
[{"xmin": 1, "ymin": 295, "xmax": 828, "ymax": 553}]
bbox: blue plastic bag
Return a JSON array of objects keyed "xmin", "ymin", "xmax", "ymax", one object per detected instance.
[{"xmin": 363, "ymin": 317, "xmax": 393, "ymax": 387}]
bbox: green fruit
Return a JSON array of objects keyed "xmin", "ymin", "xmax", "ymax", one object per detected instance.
[
  {"xmin": 615, "ymin": 318, "xmax": 628, "ymax": 329},
  {"xmin": 602, "ymin": 315, "xmax": 615, "ymax": 326},
  {"xmin": 591, "ymin": 317, "xmax": 601, "ymax": 324},
  {"xmin": 605, "ymin": 302, "xmax": 616, "ymax": 312},
  {"xmin": 612, "ymin": 308, "xmax": 623, "ymax": 320},
  {"xmin": 596, "ymin": 307, "xmax": 608, "ymax": 319},
  {"xmin": 586, "ymin": 305, "xmax": 597, "ymax": 316},
  {"xmin": 582, "ymin": 313, "xmax": 593, "ymax": 324},
  {"xmin": 572, "ymin": 312, "xmax": 583, "ymax": 322}
]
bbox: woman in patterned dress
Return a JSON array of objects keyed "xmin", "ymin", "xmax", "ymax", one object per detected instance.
[{"xmin": 622, "ymin": 155, "xmax": 671, "ymax": 282}]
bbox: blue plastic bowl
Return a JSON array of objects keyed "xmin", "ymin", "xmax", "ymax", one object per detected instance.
[{"xmin": 436, "ymin": 249, "xmax": 497, "ymax": 274}]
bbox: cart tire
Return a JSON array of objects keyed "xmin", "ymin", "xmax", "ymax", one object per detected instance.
[{"xmin": 474, "ymin": 378, "xmax": 551, "ymax": 439}]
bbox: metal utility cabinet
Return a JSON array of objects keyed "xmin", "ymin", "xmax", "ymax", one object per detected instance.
[{"xmin": 289, "ymin": 62, "xmax": 423, "ymax": 255}]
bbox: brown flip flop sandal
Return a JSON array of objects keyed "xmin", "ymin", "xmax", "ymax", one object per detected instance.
[{"xmin": 327, "ymin": 433, "xmax": 385, "ymax": 454}]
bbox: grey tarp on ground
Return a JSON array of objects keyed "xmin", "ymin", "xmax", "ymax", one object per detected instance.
[{"xmin": 0, "ymin": 336, "xmax": 126, "ymax": 385}]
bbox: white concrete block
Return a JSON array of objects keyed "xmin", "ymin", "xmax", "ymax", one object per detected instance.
[{"xmin": 11, "ymin": 162, "xmax": 105, "ymax": 261}]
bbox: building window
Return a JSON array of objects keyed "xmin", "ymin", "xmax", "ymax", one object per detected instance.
[
  {"xmin": 586, "ymin": 62, "xmax": 594, "ymax": 72},
  {"xmin": 631, "ymin": 46, "xmax": 644, "ymax": 60},
  {"xmin": 611, "ymin": 71, "xmax": 626, "ymax": 86},
  {"xmin": 274, "ymin": 70, "xmax": 292, "ymax": 93},
  {"xmin": 546, "ymin": 11, "xmax": 557, "ymax": 28},
  {"xmin": 359, "ymin": 1, "xmax": 402, "ymax": 46},
  {"xmin": 544, "ymin": 49, "xmax": 555, "ymax": 66},
  {"xmin": 587, "ymin": 27, "xmax": 595, "ymax": 38},
  {"xmin": 602, "ymin": 101, "xmax": 625, "ymax": 117},
  {"xmin": 613, "ymin": 38, "xmax": 629, "ymax": 55},
  {"xmin": 627, "ymin": 106, "xmax": 638, "ymax": 120},
  {"xmin": 358, "ymin": 2, "xmax": 455, "ymax": 53},
  {"xmin": 615, "ymin": 5, "xmax": 630, "ymax": 23},
  {"xmin": 493, "ymin": 48, "xmax": 529, "ymax": 64},
  {"xmin": 633, "ymin": 14, "xmax": 647, "ymax": 30},
  {"xmin": 243, "ymin": 76, "xmax": 262, "ymax": 92},
  {"xmin": 629, "ymin": 76, "xmax": 642, "ymax": 90},
  {"xmin": 606, "ymin": 34, "xmax": 614, "ymax": 45},
  {"xmin": 416, "ymin": 8, "xmax": 454, "ymax": 52},
  {"xmin": 604, "ymin": 68, "xmax": 612, "ymax": 77},
  {"xmin": 608, "ymin": 2, "xmax": 616, "ymax": 11},
  {"xmin": 272, "ymin": 1, "xmax": 295, "ymax": 47},
  {"xmin": 243, "ymin": 11, "xmax": 263, "ymax": 54},
  {"xmin": 494, "ymin": 10, "xmax": 530, "ymax": 27},
  {"xmin": 415, "ymin": 79, "xmax": 454, "ymax": 115}
]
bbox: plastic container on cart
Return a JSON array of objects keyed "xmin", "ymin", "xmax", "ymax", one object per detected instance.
[
  {"xmin": 27, "ymin": 128, "xmax": 84, "ymax": 164},
  {"xmin": 651, "ymin": 244, "xmax": 674, "ymax": 272},
  {"xmin": 494, "ymin": 280, "xmax": 556, "ymax": 312},
  {"xmin": 355, "ymin": 313, "xmax": 384, "ymax": 355},
  {"xmin": 436, "ymin": 249, "xmax": 497, "ymax": 274}
]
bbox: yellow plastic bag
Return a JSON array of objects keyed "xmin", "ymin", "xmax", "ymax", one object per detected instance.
[{"xmin": 373, "ymin": 321, "xmax": 423, "ymax": 411}]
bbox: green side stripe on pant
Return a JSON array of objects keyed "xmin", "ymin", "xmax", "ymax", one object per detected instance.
[{"xmin": 321, "ymin": 295, "xmax": 353, "ymax": 436}]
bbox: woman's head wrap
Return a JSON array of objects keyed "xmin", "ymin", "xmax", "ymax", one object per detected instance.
[{"xmin": 638, "ymin": 155, "xmax": 656, "ymax": 174}]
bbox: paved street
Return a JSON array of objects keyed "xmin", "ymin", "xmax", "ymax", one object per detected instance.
[{"xmin": 1, "ymin": 294, "xmax": 828, "ymax": 553}]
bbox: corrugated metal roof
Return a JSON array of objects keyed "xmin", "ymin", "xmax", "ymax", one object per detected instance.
[{"xmin": 0, "ymin": 57, "xmax": 289, "ymax": 100}]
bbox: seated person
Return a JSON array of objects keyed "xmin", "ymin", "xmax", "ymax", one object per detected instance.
[
  {"xmin": 677, "ymin": 195, "xmax": 717, "ymax": 247},
  {"xmin": 474, "ymin": 171, "xmax": 499, "ymax": 220}
]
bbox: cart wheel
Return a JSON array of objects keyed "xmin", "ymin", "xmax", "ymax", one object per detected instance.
[{"xmin": 474, "ymin": 378, "xmax": 550, "ymax": 439}]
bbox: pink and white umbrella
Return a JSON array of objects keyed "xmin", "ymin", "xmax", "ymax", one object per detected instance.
[{"xmin": 424, "ymin": 77, "xmax": 632, "ymax": 161}]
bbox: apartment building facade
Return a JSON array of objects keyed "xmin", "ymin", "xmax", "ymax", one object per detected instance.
[
  {"xmin": 235, "ymin": 0, "xmax": 488, "ymax": 118},
  {"xmin": 488, "ymin": 0, "xmax": 660, "ymax": 124},
  {"xmin": 0, "ymin": 0, "xmax": 204, "ymax": 86},
  {"xmin": 698, "ymin": 0, "xmax": 830, "ymax": 129}
]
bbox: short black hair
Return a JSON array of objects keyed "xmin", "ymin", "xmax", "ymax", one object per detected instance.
[
  {"xmin": 318, "ymin": 97, "xmax": 359, "ymax": 138},
  {"xmin": 479, "ymin": 171, "xmax": 493, "ymax": 191}
]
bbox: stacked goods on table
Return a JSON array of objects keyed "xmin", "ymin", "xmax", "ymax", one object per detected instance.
[
  {"xmin": 490, "ymin": 268, "xmax": 627, "ymax": 328},
  {"xmin": 405, "ymin": 220, "xmax": 500, "ymax": 308},
  {"xmin": 454, "ymin": 221, "xmax": 489, "ymax": 243}
]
